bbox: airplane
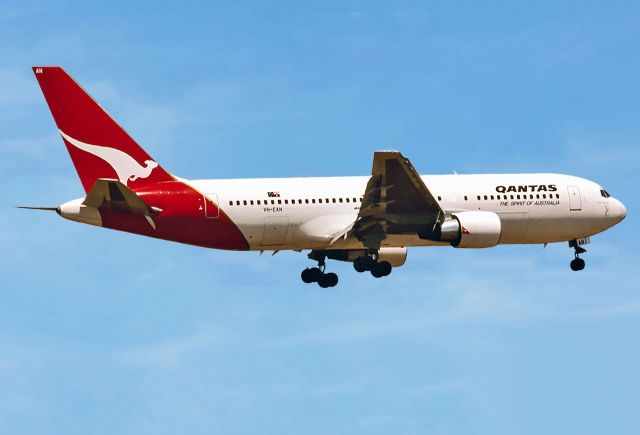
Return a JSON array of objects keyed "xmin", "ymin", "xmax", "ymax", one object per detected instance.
[{"xmin": 22, "ymin": 66, "xmax": 627, "ymax": 287}]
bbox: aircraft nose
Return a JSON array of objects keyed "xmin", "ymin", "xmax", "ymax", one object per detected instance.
[{"xmin": 610, "ymin": 198, "xmax": 627, "ymax": 223}]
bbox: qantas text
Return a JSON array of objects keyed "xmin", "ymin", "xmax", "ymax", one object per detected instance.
[{"xmin": 495, "ymin": 184, "xmax": 557, "ymax": 193}]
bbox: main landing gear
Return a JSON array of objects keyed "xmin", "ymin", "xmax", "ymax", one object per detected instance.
[
  {"xmin": 569, "ymin": 239, "xmax": 587, "ymax": 271},
  {"xmin": 301, "ymin": 250, "xmax": 394, "ymax": 287},
  {"xmin": 353, "ymin": 255, "xmax": 392, "ymax": 278},
  {"xmin": 301, "ymin": 255, "xmax": 339, "ymax": 288}
]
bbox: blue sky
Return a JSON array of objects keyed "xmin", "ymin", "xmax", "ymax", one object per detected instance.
[{"xmin": 1, "ymin": 1, "xmax": 639, "ymax": 434}]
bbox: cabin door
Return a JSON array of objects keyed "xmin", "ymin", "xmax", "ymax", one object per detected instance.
[{"xmin": 567, "ymin": 186, "xmax": 582, "ymax": 211}]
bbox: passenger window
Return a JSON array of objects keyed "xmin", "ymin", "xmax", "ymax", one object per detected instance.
[
  {"xmin": 477, "ymin": 195, "xmax": 481, "ymax": 200},
  {"xmin": 490, "ymin": 195, "xmax": 494, "ymax": 200},
  {"xmin": 484, "ymin": 195, "xmax": 488, "ymax": 200},
  {"xmin": 229, "ymin": 201, "xmax": 233, "ymax": 206},
  {"xmin": 312, "ymin": 199, "xmax": 316, "ymax": 204},
  {"xmin": 438, "ymin": 196, "xmax": 442, "ymax": 201},
  {"xmin": 517, "ymin": 195, "xmax": 520, "ymax": 199},
  {"xmin": 243, "ymin": 200, "xmax": 247, "ymax": 205},
  {"xmin": 278, "ymin": 200, "xmax": 282, "ymax": 204},
  {"xmin": 346, "ymin": 198, "xmax": 350, "ymax": 203},
  {"xmin": 305, "ymin": 199, "xmax": 309, "ymax": 204},
  {"xmin": 332, "ymin": 198, "xmax": 336, "ymax": 203},
  {"xmin": 464, "ymin": 196, "xmax": 468, "ymax": 201},
  {"xmin": 339, "ymin": 198, "xmax": 343, "ymax": 203},
  {"xmin": 556, "ymin": 194, "xmax": 560, "ymax": 199},
  {"xmin": 353, "ymin": 198, "xmax": 357, "ymax": 202}
]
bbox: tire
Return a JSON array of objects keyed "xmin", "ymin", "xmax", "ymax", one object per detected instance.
[
  {"xmin": 301, "ymin": 267, "xmax": 321, "ymax": 283},
  {"xmin": 353, "ymin": 257, "xmax": 368, "ymax": 273},
  {"xmin": 325, "ymin": 272, "xmax": 339, "ymax": 287},
  {"xmin": 378, "ymin": 261, "xmax": 392, "ymax": 276},
  {"xmin": 371, "ymin": 264, "xmax": 384, "ymax": 278},
  {"xmin": 570, "ymin": 258, "xmax": 585, "ymax": 271},
  {"xmin": 317, "ymin": 274, "xmax": 330, "ymax": 288},
  {"xmin": 371, "ymin": 261, "xmax": 392, "ymax": 278}
]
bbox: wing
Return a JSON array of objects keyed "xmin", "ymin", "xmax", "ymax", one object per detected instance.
[
  {"xmin": 336, "ymin": 151, "xmax": 445, "ymax": 249},
  {"xmin": 83, "ymin": 178, "xmax": 162, "ymax": 229}
]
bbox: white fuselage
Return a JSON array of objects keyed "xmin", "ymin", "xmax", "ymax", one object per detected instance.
[{"xmin": 189, "ymin": 173, "xmax": 626, "ymax": 251}]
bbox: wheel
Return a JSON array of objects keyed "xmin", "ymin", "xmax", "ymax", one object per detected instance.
[
  {"xmin": 378, "ymin": 261, "xmax": 392, "ymax": 276},
  {"xmin": 318, "ymin": 272, "xmax": 339, "ymax": 288},
  {"xmin": 301, "ymin": 267, "xmax": 322, "ymax": 283},
  {"xmin": 371, "ymin": 261, "xmax": 392, "ymax": 278},
  {"xmin": 570, "ymin": 258, "xmax": 585, "ymax": 271},
  {"xmin": 353, "ymin": 256, "xmax": 371, "ymax": 272},
  {"xmin": 325, "ymin": 272, "xmax": 338, "ymax": 287}
]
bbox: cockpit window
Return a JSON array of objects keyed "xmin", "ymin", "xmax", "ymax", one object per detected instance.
[{"xmin": 600, "ymin": 189, "xmax": 611, "ymax": 198}]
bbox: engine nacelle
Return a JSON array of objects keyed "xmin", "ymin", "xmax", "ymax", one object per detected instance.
[
  {"xmin": 437, "ymin": 211, "xmax": 502, "ymax": 248},
  {"xmin": 377, "ymin": 247, "xmax": 408, "ymax": 267},
  {"xmin": 453, "ymin": 211, "xmax": 502, "ymax": 248}
]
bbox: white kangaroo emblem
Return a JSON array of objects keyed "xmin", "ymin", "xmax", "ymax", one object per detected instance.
[{"xmin": 59, "ymin": 130, "xmax": 158, "ymax": 186}]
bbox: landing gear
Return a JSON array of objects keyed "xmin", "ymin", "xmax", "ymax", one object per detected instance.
[
  {"xmin": 301, "ymin": 254, "xmax": 339, "ymax": 287},
  {"xmin": 318, "ymin": 272, "xmax": 339, "ymax": 288},
  {"xmin": 353, "ymin": 256, "xmax": 375, "ymax": 273},
  {"xmin": 568, "ymin": 239, "xmax": 587, "ymax": 272},
  {"xmin": 570, "ymin": 258, "xmax": 585, "ymax": 271},
  {"xmin": 353, "ymin": 255, "xmax": 392, "ymax": 278},
  {"xmin": 301, "ymin": 267, "xmax": 322, "ymax": 283},
  {"xmin": 371, "ymin": 261, "xmax": 392, "ymax": 278}
]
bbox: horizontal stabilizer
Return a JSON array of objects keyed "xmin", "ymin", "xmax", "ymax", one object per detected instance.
[
  {"xmin": 83, "ymin": 178, "xmax": 161, "ymax": 228},
  {"xmin": 16, "ymin": 206, "xmax": 59, "ymax": 212}
]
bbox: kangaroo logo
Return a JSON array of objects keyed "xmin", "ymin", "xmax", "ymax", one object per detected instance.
[{"xmin": 59, "ymin": 130, "xmax": 158, "ymax": 186}]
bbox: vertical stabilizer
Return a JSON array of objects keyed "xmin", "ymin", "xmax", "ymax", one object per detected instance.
[{"xmin": 32, "ymin": 66, "xmax": 174, "ymax": 192}]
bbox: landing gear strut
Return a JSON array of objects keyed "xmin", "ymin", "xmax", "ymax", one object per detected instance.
[
  {"xmin": 353, "ymin": 254, "xmax": 392, "ymax": 278},
  {"xmin": 569, "ymin": 239, "xmax": 586, "ymax": 271},
  {"xmin": 301, "ymin": 254, "xmax": 339, "ymax": 287}
]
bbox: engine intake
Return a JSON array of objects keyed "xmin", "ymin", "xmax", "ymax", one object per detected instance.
[{"xmin": 427, "ymin": 211, "xmax": 502, "ymax": 248}]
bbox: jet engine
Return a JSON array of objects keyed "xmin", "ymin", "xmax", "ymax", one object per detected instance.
[{"xmin": 430, "ymin": 211, "xmax": 502, "ymax": 248}]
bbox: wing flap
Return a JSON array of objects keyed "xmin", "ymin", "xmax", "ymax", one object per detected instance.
[{"xmin": 350, "ymin": 151, "xmax": 445, "ymax": 249}]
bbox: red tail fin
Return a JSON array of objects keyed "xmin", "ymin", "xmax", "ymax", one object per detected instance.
[{"xmin": 33, "ymin": 66, "xmax": 174, "ymax": 193}]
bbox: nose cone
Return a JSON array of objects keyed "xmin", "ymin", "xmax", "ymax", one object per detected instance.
[{"xmin": 610, "ymin": 198, "xmax": 627, "ymax": 223}]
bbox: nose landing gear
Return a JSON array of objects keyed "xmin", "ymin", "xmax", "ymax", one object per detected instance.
[{"xmin": 569, "ymin": 239, "xmax": 587, "ymax": 271}]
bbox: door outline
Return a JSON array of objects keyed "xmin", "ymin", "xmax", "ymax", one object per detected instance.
[
  {"xmin": 204, "ymin": 193, "xmax": 220, "ymax": 219},
  {"xmin": 567, "ymin": 186, "xmax": 582, "ymax": 211}
]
